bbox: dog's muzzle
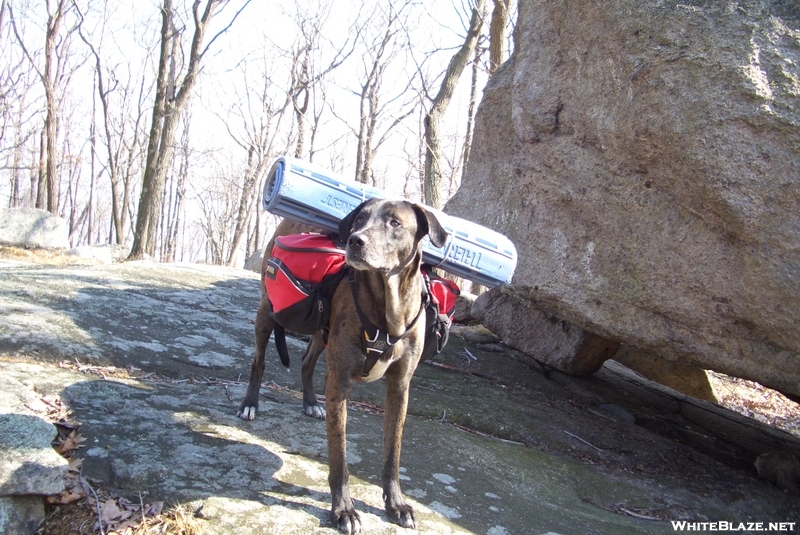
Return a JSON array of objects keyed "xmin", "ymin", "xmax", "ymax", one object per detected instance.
[
  {"xmin": 345, "ymin": 232, "xmax": 375, "ymax": 270},
  {"xmin": 347, "ymin": 233, "xmax": 366, "ymax": 250}
]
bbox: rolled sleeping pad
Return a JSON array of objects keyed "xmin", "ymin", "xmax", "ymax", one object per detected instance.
[{"xmin": 262, "ymin": 155, "xmax": 517, "ymax": 288}]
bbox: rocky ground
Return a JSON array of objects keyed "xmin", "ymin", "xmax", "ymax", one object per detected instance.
[{"xmin": 0, "ymin": 247, "xmax": 798, "ymax": 535}]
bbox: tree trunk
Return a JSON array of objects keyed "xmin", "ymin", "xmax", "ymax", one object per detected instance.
[
  {"xmin": 293, "ymin": 86, "xmax": 309, "ymax": 159},
  {"xmin": 129, "ymin": 0, "xmax": 221, "ymax": 260},
  {"xmin": 225, "ymin": 147, "xmax": 256, "ymax": 266},
  {"xmin": 88, "ymin": 79, "xmax": 96, "ymax": 243},
  {"xmin": 423, "ymin": 0, "xmax": 486, "ymax": 209},
  {"xmin": 9, "ymin": 95, "xmax": 25, "ymax": 208},
  {"xmin": 43, "ymin": 1, "xmax": 64, "ymax": 214},
  {"xmin": 36, "ymin": 129, "xmax": 45, "ymax": 208},
  {"xmin": 83, "ymin": 29, "xmax": 124, "ymax": 244},
  {"xmin": 461, "ymin": 44, "xmax": 482, "ymax": 180},
  {"xmin": 489, "ymin": 0, "xmax": 511, "ymax": 75}
]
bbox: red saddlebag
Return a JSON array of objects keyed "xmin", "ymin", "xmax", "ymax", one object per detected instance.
[
  {"xmin": 264, "ymin": 233, "xmax": 347, "ymax": 335},
  {"xmin": 421, "ymin": 267, "xmax": 461, "ymax": 361}
]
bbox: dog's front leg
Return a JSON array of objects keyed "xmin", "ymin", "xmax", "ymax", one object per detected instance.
[
  {"xmin": 381, "ymin": 369, "xmax": 416, "ymax": 529},
  {"xmin": 326, "ymin": 372, "xmax": 361, "ymax": 534}
]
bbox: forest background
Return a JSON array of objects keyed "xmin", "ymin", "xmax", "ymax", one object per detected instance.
[{"xmin": 0, "ymin": 0, "xmax": 514, "ymax": 265}]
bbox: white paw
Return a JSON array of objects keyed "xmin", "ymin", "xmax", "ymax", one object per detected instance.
[
  {"xmin": 304, "ymin": 404, "xmax": 326, "ymax": 420},
  {"xmin": 238, "ymin": 406, "xmax": 257, "ymax": 421}
]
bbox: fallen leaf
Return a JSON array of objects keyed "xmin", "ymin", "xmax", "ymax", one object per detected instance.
[
  {"xmin": 56, "ymin": 430, "xmax": 87, "ymax": 455},
  {"xmin": 67, "ymin": 456, "xmax": 83, "ymax": 472},
  {"xmin": 46, "ymin": 488, "xmax": 85, "ymax": 504},
  {"xmin": 147, "ymin": 501, "xmax": 164, "ymax": 517},
  {"xmin": 100, "ymin": 498, "xmax": 132, "ymax": 526}
]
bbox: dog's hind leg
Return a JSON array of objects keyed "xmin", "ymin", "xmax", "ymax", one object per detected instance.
[
  {"xmin": 237, "ymin": 295, "xmax": 274, "ymax": 421},
  {"xmin": 301, "ymin": 333, "xmax": 326, "ymax": 419}
]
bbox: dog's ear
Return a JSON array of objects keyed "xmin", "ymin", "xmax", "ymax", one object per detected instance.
[
  {"xmin": 338, "ymin": 200, "xmax": 370, "ymax": 241},
  {"xmin": 412, "ymin": 204, "xmax": 449, "ymax": 248}
]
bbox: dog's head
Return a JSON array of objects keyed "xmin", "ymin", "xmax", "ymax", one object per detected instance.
[{"xmin": 339, "ymin": 198, "xmax": 448, "ymax": 274}]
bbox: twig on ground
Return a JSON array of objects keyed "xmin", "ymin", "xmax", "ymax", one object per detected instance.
[
  {"xmin": 348, "ymin": 400, "xmax": 384, "ymax": 415},
  {"xmin": 259, "ymin": 392, "xmax": 284, "ymax": 404},
  {"xmin": 78, "ymin": 475, "xmax": 105, "ymax": 535},
  {"xmin": 619, "ymin": 507, "xmax": 660, "ymax": 521},
  {"xmin": 423, "ymin": 360, "xmax": 500, "ymax": 382},
  {"xmin": 564, "ymin": 430, "xmax": 605, "ymax": 453},
  {"xmin": 448, "ymin": 421, "xmax": 526, "ymax": 446}
]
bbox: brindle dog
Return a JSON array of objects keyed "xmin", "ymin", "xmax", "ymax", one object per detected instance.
[{"xmin": 238, "ymin": 198, "xmax": 448, "ymax": 532}]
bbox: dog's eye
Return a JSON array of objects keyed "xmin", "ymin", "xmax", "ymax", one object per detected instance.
[
  {"xmin": 355, "ymin": 216, "xmax": 364, "ymax": 225},
  {"xmin": 390, "ymin": 219, "xmax": 401, "ymax": 228}
]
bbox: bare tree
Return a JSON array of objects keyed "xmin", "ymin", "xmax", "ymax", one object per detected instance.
[
  {"xmin": 285, "ymin": 3, "xmax": 357, "ymax": 161},
  {"xmin": 1, "ymin": 2, "xmax": 40, "ymax": 208},
  {"xmin": 348, "ymin": 1, "xmax": 416, "ymax": 186},
  {"xmin": 160, "ymin": 110, "xmax": 192, "ymax": 262},
  {"xmin": 75, "ymin": 0, "xmax": 128, "ymax": 244},
  {"xmin": 460, "ymin": 37, "xmax": 486, "ymax": 180},
  {"xmin": 8, "ymin": 0, "xmax": 80, "ymax": 213},
  {"xmin": 488, "ymin": 0, "xmax": 512, "ymax": 75},
  {"xmin": 128, "ymin": 0, "xmax": 251, "ymax": 260},
  {"xmin": 421, "ymin": 0, "xmax": 486, "ymax": 209},
  {"xmin": 118, "ymin": 73, "xmax": 151, "ymax": 245},
  {"xmin": 196, "ymin": 168, "xmax": 241, "ymax": 265},
  {"xmin": 223, "ymin": 90, "xmax": 284, "ymax": 267}
]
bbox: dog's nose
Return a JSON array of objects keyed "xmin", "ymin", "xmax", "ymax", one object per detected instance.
[{"xmin": 348, "ymin": 234, "xmax": 366, "ymax": 249}]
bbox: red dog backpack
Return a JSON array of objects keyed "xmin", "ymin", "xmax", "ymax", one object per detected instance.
[
  {"xmin": 421, "ymin": 267, "xmax": 461, "ymax": 361},
  {"xmin": 264, "ymin": 234, "xmax": 460, "ymax": 360},
  {"xmin": 264, "ymin": 233, "xmax": 347, "ymax": 335}
]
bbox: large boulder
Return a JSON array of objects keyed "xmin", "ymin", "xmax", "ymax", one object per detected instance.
[
  {"xmin": 445, "ymin": 1, "xmax": 800, "ymax": 397},
  {"xmin": 0, "ymin": 208, "xmax": 68, "ymax": 250},
  {"xmin": 472, "ymin": 287, "xmax": 620, "ymax": 375}
]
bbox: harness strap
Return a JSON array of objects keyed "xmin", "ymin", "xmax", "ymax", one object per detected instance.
[{"xmin": 348, "ymin": 270, "xmax": 427, "ymax": 378}]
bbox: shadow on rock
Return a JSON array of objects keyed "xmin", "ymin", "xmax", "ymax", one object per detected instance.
[{"xmin": 59, "ymin": 378, "xmax": 334, "ymax": 529}]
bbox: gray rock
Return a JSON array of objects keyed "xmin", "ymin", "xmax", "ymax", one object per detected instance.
[
  {"xmin": 0, "ymin": 377, "xmax": 67, "ymax": 497},
  {"xmin": 0, "ymin": 375, "xmax": 67, "ymax": 535},
  {"xmin": 754, "ymin": 450, "xmax": 800, "ymax": 495},
  {"xmin": 449, "ymin": 323, "xmax": 499, "ymax": 345},
  {"xmin": 471, "ymin": 288, "xmax": 620, "ymax": 375},
  {"xmin": 613, "ymin": 346, "xmax": 717, "ymax": 403},
  {"xmin": 0, "ymin": 208, "xmax": 68, "ymax": 250},
  {"xmin": 597, "ymin": 404, "xmax": 636, "ymax": 425},
  {"xmin": 452, "ymin": 292, "xmax": 477, "ymax": 324},
  {"xmin": 1, "ymin": 259, "xmax": 799, "ymax": 533},
  {"xmin": 67, "ymin": 244, "xmax": 130, "ymax": 264},
  {"xmin": 0, "ymin": 496, "xmax": 46, "ymax": 535},
  {"xmin": 243, "ymin": 248, "xmax": 263, "ymax": 273},
  {"xmin": 445, "ymin": 1, "xmax": 800, "ymax": 397}
]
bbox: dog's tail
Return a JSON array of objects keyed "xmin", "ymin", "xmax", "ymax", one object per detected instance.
[{"xmin": 274, "ymin": 323, "xmax": 291, "ymax": 369}]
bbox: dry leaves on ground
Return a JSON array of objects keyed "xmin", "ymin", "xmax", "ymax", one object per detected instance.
[{"xmin": 37, "ymin": 391, "xmax": 205, "ymax": 535}]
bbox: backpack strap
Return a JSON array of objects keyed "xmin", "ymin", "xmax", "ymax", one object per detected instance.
[{"xmin": 348, "ymin": 270, "xmax": 427, "ymax": 378}]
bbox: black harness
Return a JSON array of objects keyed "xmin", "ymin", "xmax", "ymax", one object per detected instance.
[{"xmin": 348, "ymin": 269, "xmax": 427, "ymax": 379}]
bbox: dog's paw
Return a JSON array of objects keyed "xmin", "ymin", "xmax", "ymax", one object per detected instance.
[
  {"xmin": 386, "ymin": 502, "xmax": 415, "ymax": 529},
  {"xmin": 303, "ymin": 403, "xmax": 326, "ymax": 420},
  {"xmin": 331, "ymin": 508, "xmax": 361, "ymax": 534},
  {"xmin": 237, "ymin": 405, "xmax": 257, "ymax": 421}
]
